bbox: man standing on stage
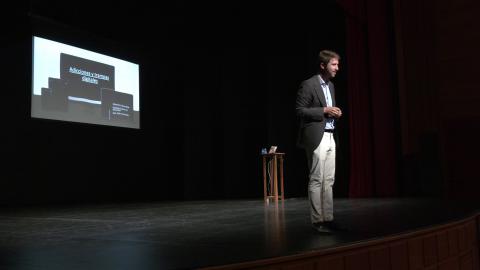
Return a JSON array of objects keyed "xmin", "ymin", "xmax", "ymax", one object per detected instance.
[{"xmin": 296, "ymin": 50, "xmax": 342, "ymax": 233}]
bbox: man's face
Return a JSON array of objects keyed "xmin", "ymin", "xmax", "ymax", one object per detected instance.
[{"xmin": 321, "ymin": 58, "xmax": 339, "ymax": 79}]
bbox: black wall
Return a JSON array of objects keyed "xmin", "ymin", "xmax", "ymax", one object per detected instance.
[{"xmin": 1, "ymin": 0, "xmax": 347, "ymax": 205}]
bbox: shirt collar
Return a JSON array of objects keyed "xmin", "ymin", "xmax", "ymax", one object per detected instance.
[{"xmin": 318, "ymin": 75, "xmax": 329, "ymax": 86}]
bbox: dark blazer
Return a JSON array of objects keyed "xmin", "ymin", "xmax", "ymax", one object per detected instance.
[{"xmin": 295, "ymin": 75, "xmax": 336, "ymax": 151}]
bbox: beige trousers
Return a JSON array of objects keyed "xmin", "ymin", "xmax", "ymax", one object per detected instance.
[{"xmin": 307, "ymin": 132, "xmax": 336, "ymax": 223}]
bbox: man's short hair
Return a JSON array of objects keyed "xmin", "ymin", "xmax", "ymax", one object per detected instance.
[{"xmin": 319, "ymin": 50, "xmax": 340, "ymax": 65}]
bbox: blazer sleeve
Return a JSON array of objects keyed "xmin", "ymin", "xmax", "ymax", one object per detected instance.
[{"xmin": 295, "ymin": 81, "xmax": 325, "ymax": 122}]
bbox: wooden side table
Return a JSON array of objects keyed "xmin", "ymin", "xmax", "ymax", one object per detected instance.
[{"xmin": 262, "ymin": 153, "xmax": 285, "ymax": 202}]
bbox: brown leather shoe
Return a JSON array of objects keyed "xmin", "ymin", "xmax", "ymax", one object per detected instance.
[
  {"xmin": 312, "ymin": 223, "xmax": 333, "ymax": 233},
  {"xmin": 324, "ymin": 221, "xmax": 345, "ymax": 231}
]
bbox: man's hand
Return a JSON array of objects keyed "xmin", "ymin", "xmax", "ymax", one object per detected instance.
[{"xmin": 324, "ymin": 107, "xmax": 342, "ymax": 118}]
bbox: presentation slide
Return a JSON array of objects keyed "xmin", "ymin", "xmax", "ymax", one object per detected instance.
[{"xmin": 31, "ymin": 36, "xmax": 140, "ymax": 129}]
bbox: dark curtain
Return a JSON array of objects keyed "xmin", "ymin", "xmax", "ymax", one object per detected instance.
[{"xmin": 337, "ymin": 0, "xmax": 398, "ymax": 197}]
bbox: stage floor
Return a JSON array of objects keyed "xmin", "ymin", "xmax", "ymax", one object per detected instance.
[{"xmin": 0, "ymin": 197, "xmax": 478, "ymax": 270}]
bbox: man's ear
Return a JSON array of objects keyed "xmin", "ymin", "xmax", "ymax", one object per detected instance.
[{"xmin": 319, "ymin": 62, "xmax": 325, "ymax": 70}]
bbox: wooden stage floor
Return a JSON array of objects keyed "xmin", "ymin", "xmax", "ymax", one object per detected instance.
[{"xmin": 0, "ymin": 197, "xmax": 478, "ymax": 269}]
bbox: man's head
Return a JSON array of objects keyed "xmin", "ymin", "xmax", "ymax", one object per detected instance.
[{"xmin": 318, "ymin": 50, "xmax": 340, "ymax": 80}]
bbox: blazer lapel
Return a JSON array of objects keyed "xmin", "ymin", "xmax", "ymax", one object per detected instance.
[
  {"xmin": 313, "ymin": 76, "xmax": 327, "ymax": 107},
  {"xmin": 329, "ymin": 82, "xmax": 336, "ymax": 107}
]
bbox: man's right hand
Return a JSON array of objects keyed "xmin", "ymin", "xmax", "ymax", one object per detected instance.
[{"xmin": 324, "ymin": 107, "xmax": 342, "ymax": 118}]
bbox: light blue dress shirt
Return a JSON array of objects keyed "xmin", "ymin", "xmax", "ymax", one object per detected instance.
[{"xmin": 318, "ymin": 75, "xmax": 335, "ymax": 130}]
